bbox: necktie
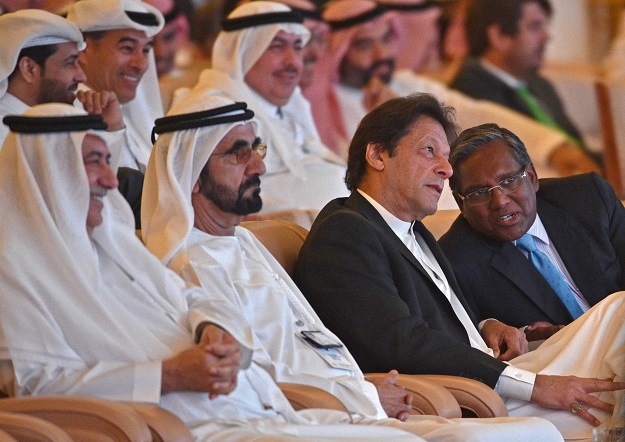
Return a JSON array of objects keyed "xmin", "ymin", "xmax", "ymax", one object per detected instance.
[{"xmin": 516, "ymin": 233, "xmax": 584, "ymax": 319}]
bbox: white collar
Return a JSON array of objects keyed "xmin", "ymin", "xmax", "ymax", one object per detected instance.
[
  {"xmin": 514, "ymin": 214, "xmax": 550, "ymax": 246},
  {"xmin": 357, "ymin": 189, "xmax": 413, "ymax": 239},
  {"xmin": 479, "ymin": 58, "xmax": 525, "ymax": 89}
]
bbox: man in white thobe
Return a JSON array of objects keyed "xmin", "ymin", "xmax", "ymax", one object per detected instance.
[
  {"xmin": 140, "ymin": 91, "xmax": 565, "ymax": 441},
  {"xmin": 0, "ymin": 102, "xmax": 433, "ymax": 442},
  {"xmin": 184, "ymin": 1, "xmax": 348, "ymax": 217},
  {"xmin": 67, "ymin": 0, "xmax": 165, "ymax": 171},
  {"xmin": 0, "ymin": 9, "xmax": 86, "ymax": 144}
]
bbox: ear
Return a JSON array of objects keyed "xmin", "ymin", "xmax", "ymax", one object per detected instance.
[
  {"xmin": 192, "ymin": 179, "xmax": 201, "ymax": 195},
  {"xmin": 453, "ymin": 192, "xmax": 465, "ymax": 213},
  {"xmin": 16, "ymin": 57, "xmax": 41, "ymax": 84},
  {"xmin": 527, "ymin": 164, "xmax": 539, "ymax": 192},
  {"xmin": 365, "ymin": 142, "xmax": 385, "ymax": 171},
  {"xmin": 486, "ymin": 24, "xmax": 512, "ymax": 53}
]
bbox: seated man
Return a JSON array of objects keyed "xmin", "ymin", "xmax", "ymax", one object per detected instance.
[
  {"xmin": 141, "ymin": 92, "xmax": 564, "ymax": 441},
  {"xmin": 0, "ymin": 9, "xmax": 120, "ymax": 145},
  {"xmin": 305, "ymin": 0, "xmax": 599, "ymax": 179},
  {"xmin": 0, "ymin": 103, "xmax": 434, "ymax": 442},
  {"xmin": 294, "ymin": 93, "xmax": 625, "ymax": 441},
  {"xmin": 186, "ymin": 1, "xmax": 348, "ymax": 217},
  {"xmin": 68, "ymin": 0, "xmax": 165, "ymax": 171},
  {"xmin": 451, "ymin": 0, "xmax": 595, "ymax": 166},
  {"xmin": 438, "ymin": 124, "xmax": 625, "ymax": 331}
]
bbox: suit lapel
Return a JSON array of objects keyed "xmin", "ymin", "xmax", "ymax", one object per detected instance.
[
  {"xmin": 345, "ymin": 192, "xmax": 434, "ymax": 282},
  {"xmin": 487, "ymin": 238, "xmax": 572, "ymax": 323},
  {"xmin": 413, "ymin": 221, "xmax": 480, "ymax": 323}
]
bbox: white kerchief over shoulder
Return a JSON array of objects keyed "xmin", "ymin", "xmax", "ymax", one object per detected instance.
[
  {"xmin": 0, "ymin": 103, "xmax": 248, "ymax": 372},
  {"xmin": 142, "ymin": 94, "xmax": 258, "ymax": 272},
  {"xmin": 67, "ymin": 0, "xmax": 165, "ymax": 171}
]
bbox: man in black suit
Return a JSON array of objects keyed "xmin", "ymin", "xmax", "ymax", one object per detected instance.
[
  {"xmin": 294, "ymin": 93, "xmax": 625, "ymax": 439},
  {"xmin": 438, "ymin": 123, "xmax": 625, "ymax": 335},
  {"xmin": 451, "ymin": 0, "xmax": 600, "ymax": 173}
]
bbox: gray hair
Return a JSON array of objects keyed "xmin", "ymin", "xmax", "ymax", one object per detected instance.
[{"xmin": 449, "ymin": 123, "xmax": 531, "ymax": 192}]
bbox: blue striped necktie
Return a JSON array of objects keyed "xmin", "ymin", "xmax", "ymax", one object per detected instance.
[{"xmin": 516, "ymin": 233, "xmax": 584, "ymax": 319}]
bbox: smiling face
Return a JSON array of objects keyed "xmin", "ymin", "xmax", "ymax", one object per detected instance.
[
  {"xmin": 372, "ymin": 116, "xmax": 452, "ymax": 221},
  {"xmin": 81, "ymin": 29, "xmax": 153, "ymax": 104},
  {"xmin": 37, "ymin": 42, "xmax": 87, "ymax": 105},
  {"xmin": 456, "ymin": 140, "xmax": 539, "ymax": 242},
  {"xmin": 82, "ymin": 134, "xmax": 119, "ymax": 236},
  {"xmin": 340, "ymin": 16, "xmax": 396, "ymax": 89},
  {"xmin": 244, "ymin": 31, "xmax": 304, "ymax": 107}
]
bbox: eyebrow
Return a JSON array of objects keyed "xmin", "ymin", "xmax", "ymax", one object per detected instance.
[
  {"xmin": 83, "ymin": 151, "xmax": 111, "ymax": 162},
  {"xmin": 225, "ymin": 139, "xmax": 250, "ymax": 154},
  {"xmin": 117, "ymin": 36, "xmax": 154, "ymax": 48},
  {"xmin": 462, "ymin": 169, "xmax": 521, "ymax": 194}
]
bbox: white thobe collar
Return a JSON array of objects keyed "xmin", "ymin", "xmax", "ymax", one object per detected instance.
[{"xmin": 479, "ymin": 58, "xmax": 525, "ymax": 89}]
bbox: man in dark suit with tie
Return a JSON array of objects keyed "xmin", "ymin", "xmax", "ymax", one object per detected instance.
[
  {"xmin": 294, "ymin": 93, "xmax": 625, "ymax": 437},
  {"xmin": 438, "ymin": 123, "xmax": 625, "ymax": 336},
  {"xmin": 451, "ymin": 0, "xmax": 600, "ymax": 174}
]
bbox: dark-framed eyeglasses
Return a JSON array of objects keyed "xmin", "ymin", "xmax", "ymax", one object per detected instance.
[
  {"xmin": 457, "ymin": 168, "xmax": 528, "ymax": 206},
  {"xmin": 218, "ymin": 143, "xmax": 267, "ymax": 165}
]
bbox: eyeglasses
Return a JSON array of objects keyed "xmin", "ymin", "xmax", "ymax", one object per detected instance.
[
  {"xmin": 457, "ymin": 168, "xmax": 528, "ymax": 206},
  {"xmin": 218, "ymin": 143, "xmax": 267, "ymax": 165}
]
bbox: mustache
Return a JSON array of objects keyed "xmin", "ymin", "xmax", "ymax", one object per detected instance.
[
  {"xmin": 90, "ymin": 187, "xmax": 108, "ymax": 198},
  {"xmin": 239, "ymin": 175, "xmax": 261, "ymax": 193},
  {"xmin": 365, "ymin": 58, "xmax": 395, "ymax": 83},
  {"xmin": 278, "ymin": 65, "xmax": 300, "ymax": 75}
]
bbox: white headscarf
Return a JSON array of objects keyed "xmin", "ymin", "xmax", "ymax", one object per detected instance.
[
  {"xmin": 68, "ymin": 0, "xmax": 165, "ymax": 170},
  {"xmin": 0, "ymin": 9, "xmax": 85, "ymax": 98},
  {"xmin": 190, "ymin": 1, "xmax": 330, "ymax": 180},
  {"xmin": 142, "ymin": 94, "xmax": 258, "ymax": 272},
  {"xmin": 0, "ymin": 103, "xmax": 227, "ymax": 369}
]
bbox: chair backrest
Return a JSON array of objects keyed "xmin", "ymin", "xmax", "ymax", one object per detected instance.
[
  {"xmin": 596, "ymin": 79, "xmax": 625, "ymax": 199},
  {"xmin": 0, "ymin": 411, "xmax": 72, "ymax": 442},
  {"xmin": 240, "ymin": 220, "xmax": 309, "ymax": 277}
]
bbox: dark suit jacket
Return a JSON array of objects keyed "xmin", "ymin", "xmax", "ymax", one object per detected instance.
[
  {"xmin": 439, "ymin": 173, "xmax": 625, "ymax": 327},
  {"xmin": 294, "ymin": 191, "xmax": 507, "ymax": 388},
  {"xmin": 452, "ymin": 57, "xmax": 583, "ymax": 142}
]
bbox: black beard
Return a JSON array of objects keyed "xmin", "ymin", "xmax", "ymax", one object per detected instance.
[
  {"xmin": 340, "ymin": 58, "xmax": 395, "ymax": 89},
  {"xmin": 201, "ymin": 174, "xmax": 263, "ymax": 215}
]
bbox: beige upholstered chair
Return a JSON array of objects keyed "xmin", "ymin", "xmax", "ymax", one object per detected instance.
[
  {"xmin": 241, "ymin": 219, "xmax": 509, "ymax": 418},
  {"xmin": 0, "ymin": 396, "xmax": 193, "ymax": 442},
  {"xmin": 0, "ymin": 411, "xmax": 72, "ymax": 442}
]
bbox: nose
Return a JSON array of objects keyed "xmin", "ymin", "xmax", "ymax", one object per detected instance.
[
  {"xmin": 132, "ymin": 51, "xmax": 150, "ymax": 73},
  {"xmin": 489, "ymin": 186, "xmax": 510, "ymax": 208},
  {"xmin": 373, "ymin": 40, "xmax": 393, "ymax": 61},
  {"xmin": 285, "ymin": 45, "xmax": 303, "ymax": 70},
  {"xmin": 246, "ymin": 150, "xmax": 266, "ymax": 177},
  {"xmin": 436, "ymin": 156, "xmax": 453, "ymax": 179},
  {"xmin": 101, "ymin": 163, "xmax": 119, "ymax": 190},
  {"xmin": 75, "ymin": 64, "xmax": 87, "ymax": 83}
]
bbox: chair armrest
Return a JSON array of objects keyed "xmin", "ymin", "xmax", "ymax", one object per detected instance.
[
  {"xmin": 0, "ymin": 411, "xmax": 72, "ymax": 442},
  {"xmin": 365, "ymin": 373, "xmax": 462, "ymax": 418},
  {"xmin": 417, "ymin": 374, "xmax": 508, "ymax": 418},
  {"xmin": 278, "ymin": 383, "xmax": 351, "ymax": 417},
  {"xmin": 0, "ymin": 396, "xmax": 152, "ymax": 441},
  {"xmin": 123, "ymin": 402, "xmax": 194, "ymax": 442}
]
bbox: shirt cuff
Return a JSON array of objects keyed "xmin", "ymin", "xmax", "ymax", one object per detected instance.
[
  {"xmin": 478, "ymin": 318, "xmax": 498, "ymax": 331},
  {"xmin": 494, "ymin": 365, "xmax": 536, "ymax": 401},
  {"xmin": 132, "ymin": 360, "xmax": 162, "ymax": 403}
]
